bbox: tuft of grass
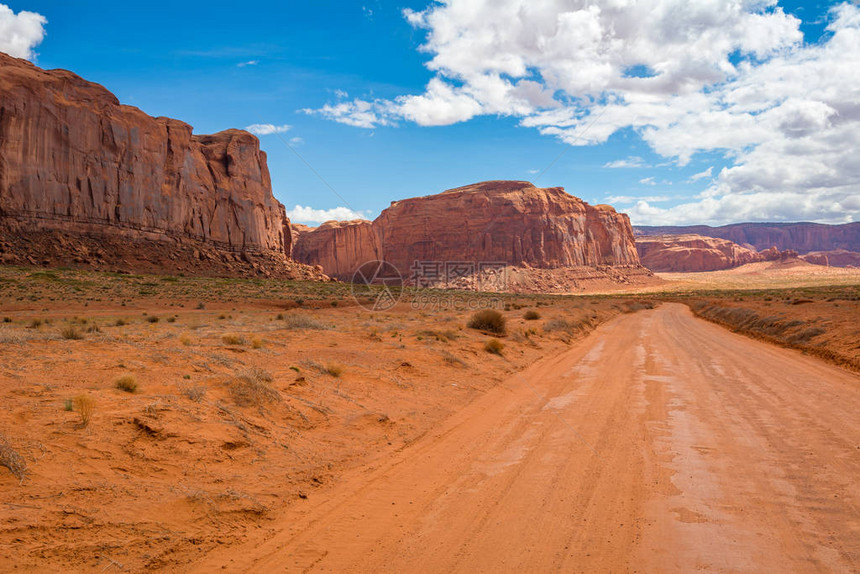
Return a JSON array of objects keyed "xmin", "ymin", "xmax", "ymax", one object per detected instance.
[
  {"xmin": 325, "ymin": 362, "xmax": 344, "ymax": 377},
  {"xmin": 484, "ymin": 338, "xmax": 505, "ymax": 355},
  {"xmin": 222, "ymin": 333, "xmax": 246, "ymax": 346},
  {"xmin": 60, "ymin": 325, "xmax": 83, "ymax": 340},
  {"xmin": 229, "ymin": 367, "xmax": 278, "ymax": 407},
  {"xmin": 0, "ymin": 433, "xmax": 27, "ymax": 482},
  {"xmin": 523, "ymin": 310, "xmax": 541, "ymax": 320},
  {"xmin": 467, "ymin": 309, "xmax": 507, "ymax": 335},
  {"xmin": 115, "ymin": 318, "xmax": 127, "ymax": 326},
  {"xmin": 28, "ymin": 318, "xmax": 43, "ymax": 329},
  {"xmin": 73, "ymin": 395, "xmax": 95, "ymax": 427},
  {"xmin": 251, "ymin": 337, "xmax": 264, "ymax": 349},
  {"xmin": 179, "ymin": 334, "xmax": 192, "ymax": 346},
  {"xmin": 115, "ymin": 375, "xmax": 138, "ymax": 393},
  {"xmin": 181, "ymin": 383, "xmax": 206, "ymax": 402},
  {"xmin": 63, "ymin": 399, "xmax": 73, "ymax": 411}
]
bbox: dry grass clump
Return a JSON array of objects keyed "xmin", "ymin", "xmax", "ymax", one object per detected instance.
[
  {"xmin": 484, "ymin": 338, "xmax": 505, "ymax": 355},
  {"xmin": 441, "ymin": 350, "xmax": 468, "ymax": 367},
  {"xmin": 146, "ymin": 315, "xmax": 160, "ymax": 323},
  {"xmin": 60, "ymin": 325, "xmax": 83, "ymax": 340},
  {"xmin": 229, "ymin": 367, "xmax": 279, "ymax": 407},
  {"xmin": 523, "ymin": 310, "xmax": 541, "ymax": 320},
  {"xmin": 0, "ymin": 433, "xmax": 27, "ymax": 482},
  {"xmin": 73, "ymin": 395, "xmax": 95, "ymax": 427},
  {"xmin": 180, "ymin": 383, "xmax": 207, "ymax": 402},
  {"xmin": 302, "ymin": 360, "xmax": 345, "ymax": 377},
  {"xmin": 251, "ymin": 337, "xmax": 264, "ymax": 349},
  {"xmin": 115, "ymin": 375, "xmax": 138, "ymax": 393},
  {"xmin": 280, "ymin": 314, "xmax": 330, "ymax": 330},
  {"xmin": 467, "ymin": 309, "xmax": 507, "ymax": 335},
  {"xmin": 221, "ymin": 333, "xmax": 246, "ymax": 346}
]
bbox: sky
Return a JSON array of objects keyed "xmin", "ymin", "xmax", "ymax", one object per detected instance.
[{"xmin": 1, "ymin": 0, "xmax": 858, "ymax": 226}]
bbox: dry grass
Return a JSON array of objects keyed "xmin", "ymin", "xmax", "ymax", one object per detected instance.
[
  {"xmin": 280, "ymin": 314, "xmax": 330, "ymax": 330},
  {"xmin": 467, "ymin": 309, "xmax": 507, "ymax": 335},
  {"xmin": 484, "ymin": 338, "xmax": 505, "ymax": 355},
  {"xmin": 0, "ymin": 433, "xmax": 27, "ymax": 482},
  {"xmin": 523, "ymin": 310, "xmax": 541, "ymax": 320},
  {"xmin": 60, "ymin": 325, "xmax": 83, "ymax": 340},
  {"xmin": 221, "ymin": 333, "xmax": 246, "ymax": 346},
  {"xmin": 73, "ymin": 395, "xmax": 95, "ymax": 427},
  {"xmin": 229, "ymin": 367, "xmax": 279, "ymax": 407},
  {"xmin": 115, "ymin": 375, "xmax": 138, "ymax": 393}
]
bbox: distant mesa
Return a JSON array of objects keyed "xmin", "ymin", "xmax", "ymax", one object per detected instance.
[
  {"xmin": 292, "ymin": 180, "xmax": 655, "ymax": 292},
  {"xmin": 0, "ymin": 52, "xmax": 324, "ymax": 279}
]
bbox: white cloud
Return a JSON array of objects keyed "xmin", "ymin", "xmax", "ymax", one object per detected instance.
[
  {"xmin": 286, "ymin": 205, "xmax": 369, "ymax": 225},
  {"xmin": 237, "ymin": 60, "xmax": 258, "ymax": 67},
  {"xmin": 0, "ymin": 4, "xmax": 47, "ymax": 61},
  {"xmin": 607, "ymin": 194, "xmax": 670, "ymax": 204},
  {"xmin": 289, "ymin": 136, "xmax": 304, "ymax": 146},
  {"xmin": 688, "ymin": 167, "xmax": 713, "ymax": 182},
  {"xmin": 604, "ymin": 156, "xmax": 646, "ymax": 168},
  {"xmin": 244, "ymin": 123, "xmax": 291, "ymax": 135},
  {"xmin": 639, "ymin": 177, "xmax": 656, "ymax": 186},
  {"xmin": 310, "ymin": 1, "xmax": 860, "ymax": 224}
]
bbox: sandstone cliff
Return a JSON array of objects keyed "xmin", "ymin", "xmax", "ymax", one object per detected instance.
[
  {"xmin": 0, "ymin": 52, "xmax": 312, "ymax": 277},
  {"xmin": 291, "ymin": 220, "xmax": 381, "ymax": 280},
  {"xmin": 636, "ymin": 234, "xmax": 796, "ymax": 272},
  {"xmin": 375, "ymin": 181, "xmax": 639, "ymax": 275},
  {"xmin": 635, "ymin": 222, "xmax": 860, "ymax": 254},
  {"xmin": 291, "ymin": 180, "xmax": 643, "ymax": 286}
]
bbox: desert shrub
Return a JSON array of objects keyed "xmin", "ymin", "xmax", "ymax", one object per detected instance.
[
  {"xmin": 2, "ymin": 317, "xmax": 11, "ymax": 323},
  {"xmin": 251, "ymin": 337, "xmax": 264, "ymax": 349},
  {"xmin": 484, "ymin": 338, "xmax": 505, "ymax": 355},
  {"xmin": 60, "ymin": 325, "xmax": 83, "ymax": 340},
  {"xmin": 467, "ymin": 309, "xmax": 507, "ymax": 335},
  {"xmin": 179, "ymin": 334, "xmax": 192, "ymax": 346},
  {"xmin": 222, "ymin": 333, "xmax": 246, "ymax": 346},
  {"xmin": 167, "ymin": 316, "xmax": 177, "ymax": 323},
  {"xmin": 624, "ymin": 300, "xmax": 655, "ymax": 313},
  {"xmin": 0, "ymin": 433, "xmax": 27, "ymax": 482},
  {"xmin": 441, "ymin": 351, "xmax": 467, "ymax": 367},
  {"xmin": 325, "ymin": 363, "xmax": 344, "ymax": 377},
  {"xmin": 86, "ymin": 323, "xmax": 101, "ymax": 333},
  {"xmin": 181, "ymin": 383, "xmax": 207, "ymax": 402},
  {"xmin": 73, "ymin": 395, "xmax": 95, "ymax": 426},
  {"xmin": 28, "ymin": 319, "xmax": 43, "ymax": 329},
  {"xmin": 790, "ymin": 327, "xmax": 826, "ymax": 344},
  {"xmin": 115, "ymin": 375, "xmax": 138, "ymax": 393},
  {"xmin": 523, "ymin": 310, "xmax": 541, "ymax": 320},
  {"xmin": 281, "ymin": 315, "xmax": 330, "ymax": 330},
  {"xmin": 229, "ymin": 367, "xmax": 278, "ymax": 407},
  {"xmin": 115, "ymin": 318, "xmax": 127, "ymax": 327},
  {"xmin": 543, "ymin": 318, "xmax": 574, "ymax": 333},
  {"xmin": 146, "ymin": 315, "xmax": 160, "ymax": 323}
]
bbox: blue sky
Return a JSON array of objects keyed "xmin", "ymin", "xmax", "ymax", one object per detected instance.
[{"xmin": 1, "ymin": 1, "xmax": 857, "ymax": 226}]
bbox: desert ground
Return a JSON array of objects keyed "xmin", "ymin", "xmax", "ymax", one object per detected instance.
[{"xmin": 0, "ymin": 265, "xmax": 858, "ymax": 572}]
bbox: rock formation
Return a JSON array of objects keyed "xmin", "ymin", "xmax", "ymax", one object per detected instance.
[
  {"xmin": 635, "ymin": 222, "xmax": 860, "ymax": 254},
  {"xmin": 291, "ymin": 220, "xmax": 381, "ymax": 280},
  {"xmin": 800, "ymin": 249, "xmax": 860, "ymax": 268},
  {"xmin": 635, "ymin": 234, "xmax": 799, "ymax": 272},
  {"xmin": 292, "ymin": 180, "xmax": 644, "ymax": 287},
  {"xmin": 0, "ymin": 52, "xmax": 320, "ymax": 278}
]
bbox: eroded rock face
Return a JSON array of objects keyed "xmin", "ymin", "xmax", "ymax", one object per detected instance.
[
  {"xmin": 635, "ymin": 234, "xmax": 796, "ymax": 272},
  {"xmin": 635, "ymin": 222, "xmax": 860, "ymax": 254},
  {"xmin": 373, "ymin": 181, "xmax": 640, "ymax": 276},
  {"xmin": 0, "ymin": 52, "xmax": 294, "ymax": 274},
  {"xmin": 291, "ymin": 220, "xmax": 381, "ymax": 280}
]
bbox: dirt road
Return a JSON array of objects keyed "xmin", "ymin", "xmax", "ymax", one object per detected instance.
[{"xmin": 194, "ymin": 303, "xmax": 859, "ymax": 573}]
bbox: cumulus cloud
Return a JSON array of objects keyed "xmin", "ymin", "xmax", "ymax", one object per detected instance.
[
  {"xmin": 245, "ymin": 123, "xmax": 291, "ymax": 135},
  {"xmin": 0, "ymin": 4, "xmax": 47, "ymax": 61},
  {"xmin": 309, "ymin": 1, "xmax": 860, "ymax": 224},
  {"xmin": 286, "ymin": 205, "xmax": 369, "ymax": 225},
  {"xmin": 639, "ymin": 177, "xmax": 656, "ymax": 186}
]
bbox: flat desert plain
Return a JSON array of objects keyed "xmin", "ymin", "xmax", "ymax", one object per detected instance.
[{"xmin": 0, "ymin": 265, "xmax": 857, "ymax": 572}]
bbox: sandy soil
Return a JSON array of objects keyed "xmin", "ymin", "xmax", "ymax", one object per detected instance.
[
  {"xmin": 0, "ymin": 269, "xmax": 650, "ymax": 571},
  {"xmin": 190, "ymin": 304, "xmax": 860, "ymax": 573}
]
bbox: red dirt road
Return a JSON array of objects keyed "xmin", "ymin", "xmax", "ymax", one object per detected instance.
[{"xmin": 194, "ymin": 303, "xmax": 859, "ymax": 572}]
